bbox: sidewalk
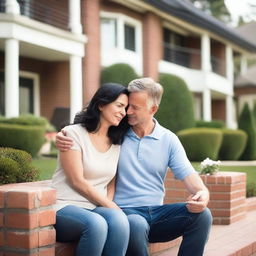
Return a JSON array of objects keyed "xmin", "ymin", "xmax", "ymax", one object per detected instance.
[{"xmin": 155, "ymin": 210, "xmax": 256, "ymax": 256}]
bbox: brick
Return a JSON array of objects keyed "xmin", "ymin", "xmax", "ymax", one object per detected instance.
[
  {"xmin": 6, "ymin": 230, "xmax": 39, "ymax": 249},
  {"xmin": 39, "ymin": 189, "xmax": 56, "ymax": 207},
  {"xmin": 6, "ymin": 212, "xmax": 38, "ymax": 229},
  {"xmin": 0, "ymin": 191, "xmax": 4, "ymax": 208},
  {"xmin": 39, "ymin": 209, "xmax": 56, "ymax": 227},
  {"xmin": 6, "ymin": 191, "xmax": 37, "ymax": 209},
  {"xmin": 0, "ymin": 212, "xmax": 3, "ymax": 227},
  {"xmin": 39, "ymin": 228, "xmax": 55, "ymax": 247},
  {"xmin": 0, "ymin": 230, "xmax": 4, "ymax": 246},
  {"xmin": 39, "ymin": 247, "xmax": 55, "ymax": 256}
]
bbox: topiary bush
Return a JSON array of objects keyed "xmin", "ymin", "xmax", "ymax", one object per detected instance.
[
  {"xmin": 218, "ymin": 129, "xmax": 247, "ymax": 160},
  {"xmin": 0, "ymin": 124, "xmax": 45, "ymax": 157},
  {"xmin": 0, "ymin": 114, "xmax": 48, "ymax": 127},
  {"xmin": 101, "ymin": 63, "xmax": 139, "ymax": 86},
  {"xmin": 238, "ymin": 103, "xmax": 256, "ymax": 160},
  {"xmin": 196, "ymin": 120, "xmax": 225, "ymax": 128},
  {"xmin": 0, "ymin": 147, "xmax": 39, "ymax": 184},
  {"xmin": 155, "ymin": 73, "xmax": 195, "ymax": 133},
  {"xmin": 177, "ymin": 128, "xmax": 223, "ymax": 161}
]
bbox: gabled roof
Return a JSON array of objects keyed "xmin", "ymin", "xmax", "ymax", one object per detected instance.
[{"xmin": 143, "ymin": 0, "xmax": 256, "ymax": 52}]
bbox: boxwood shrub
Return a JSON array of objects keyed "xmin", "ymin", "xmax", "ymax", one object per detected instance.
[
  {"xmin": 155, "ymin": 73, "xmax": 195, "ymax": 133},
  {"xmin": 101, "ymin": 63, "xmax": 139, "ymax": 86},
  {"xmin": 218, "ymin": 129, "xmax": 247, "ymax": 160},
  {"xmin": 177, "ymin": 128, "xmax": 223, "ymax": 161},
  {"xmin": 238, "ymin": 103, "xmax": 256, "ymax": 160},
  {"xmin": 196, "ymin": 120, "xmax": 225, "ymax": 128},
  {"xmin": 0, "ymin": 147, "xmax": 39, "ymax": 184},
  {"xmin": 0, "ymin": 124, "xmax": 45, "ymax": 157}
]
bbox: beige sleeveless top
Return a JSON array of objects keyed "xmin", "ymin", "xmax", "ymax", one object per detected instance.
[{"xmin": 52, "ymin": 124, "xmax": 120, "ymax": 210}]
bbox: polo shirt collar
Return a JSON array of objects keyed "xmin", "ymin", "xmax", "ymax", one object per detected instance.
[{"xmin": 127, "ymin": 118, "xmax": 162, "ymax": 140}]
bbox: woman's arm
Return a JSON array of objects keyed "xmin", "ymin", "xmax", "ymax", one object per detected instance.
[
  {"xmin": 107, "ymin": 176, "xmax": 116, "ymax": 200},
  {"xmin": 60, "ymin": 149, "xmax": 120, "ymax": 209}
]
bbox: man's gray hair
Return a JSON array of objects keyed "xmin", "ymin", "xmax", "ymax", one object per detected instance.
[{"xmin": 128, "ymin": 77, "xmax": 164, "ymax": 106}]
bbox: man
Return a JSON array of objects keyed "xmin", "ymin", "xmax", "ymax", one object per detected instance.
[{"xmin": 56, "ymin": 77, "xmax": 212, "ymax": 256}]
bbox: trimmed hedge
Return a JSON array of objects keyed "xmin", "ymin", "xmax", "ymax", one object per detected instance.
[
  {"xmin": 218, "ymin": 129, "xmax": 247, "ymax": 160},
  {"xmin": 101, "ymin": 63, "xmax": 139, "ymax": 86},
  {"xmin": 238, "ymin": 103, "xmax": 256, "ymax": 160},
  {"xmin": 177, "ymin": 128, "xmax": 223, "ymax": 161},
  {"xmin": 0, "ymin": 124, "xmax": 45, "ymax": 157},
  {"xmin": 155, "ymin": 73, "xmax": 195, "ymax": 133},
  {"xmin": 0, "ymin": 147, "xmax": 39, "ymax": 184},
  {"xmin": 196, "ymin": 120, "xmax": 225, "ymax": 128},
  {"xmin": 0, "ymin": 114, "xmax": 48, "ymax": 127}
]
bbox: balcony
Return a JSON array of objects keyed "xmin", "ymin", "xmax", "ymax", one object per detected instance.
[
  {"xmin": 0, "ymin": 0, "xmax": 69, "ymax": 31},
  {"xmin": 163, "ymin": 43, "xmax": 226, "ymax": 77}
]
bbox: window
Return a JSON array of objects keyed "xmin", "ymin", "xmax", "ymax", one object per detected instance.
[
  {"xmin": 124, "ymin": 23, "xmax": 135, "ymax": 51},
  {"xmin": 101, "ymin": 18, "xmax": 117, "ymax": 49},
  {"xmin": 100, "ymin": 12, "xmax": 141, "ymax": 53},
  {"xmin": 0, "ymin": 71, "xmax": 36, "ymax": 116}
]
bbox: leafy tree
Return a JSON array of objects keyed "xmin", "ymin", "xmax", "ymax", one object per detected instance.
[{"xmin": 189, "ymin": 0, "xmax": 231, "ymax": 23}]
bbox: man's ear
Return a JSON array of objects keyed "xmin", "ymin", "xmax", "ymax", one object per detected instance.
[{"xmin": 150, "ymin": 104, "xmax": 158, "ymax": 115}]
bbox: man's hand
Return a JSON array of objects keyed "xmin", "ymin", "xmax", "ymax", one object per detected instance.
[
  {"xmin": 55, "ymin": 130, "xmax": 73, "ymax": 152},
  {"xmin": 186, "ymin": 190, "xmax": 209, "ymax": 213}
]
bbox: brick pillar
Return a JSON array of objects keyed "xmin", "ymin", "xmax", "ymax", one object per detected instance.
[
  {"xmin": 143, "ymin": 12, "xmax": 162, "ymax": 81},
  {"xmin": 164, "ymin": 171, "xmax": 247, "ymax": 225},
  {"xmin": 82, "ymin": 0, "xmax": 101, "ymax": 103},
  {"xmin": 0, "ymin": 181, "xmax": 56, "ymax": 255}
]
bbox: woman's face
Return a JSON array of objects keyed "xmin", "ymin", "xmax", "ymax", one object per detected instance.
[{"xmin": 99, "ymin": 94, "xmax": 128, "ymax": 126}]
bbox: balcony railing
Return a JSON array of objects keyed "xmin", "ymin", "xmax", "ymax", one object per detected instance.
[
  {"xmin": 0, "ymin": 0, "xmax": 69, "ymax": 31},
  {"xmin": 163, "ymin": 43, "xmax": 201, "ymax": 70},
  {"xmin": 163, "ymin": 43, "xmax": 226, "ymax": 76}
]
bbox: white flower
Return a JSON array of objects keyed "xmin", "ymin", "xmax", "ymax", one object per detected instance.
[{"xmin": 200, "ymin": 157, "xmax": 221, "ymax": 175}]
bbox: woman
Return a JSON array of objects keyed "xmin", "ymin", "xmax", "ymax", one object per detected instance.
[{"xmin": 52, "ymin": 83, "xmax": 130, "ymax": 256}]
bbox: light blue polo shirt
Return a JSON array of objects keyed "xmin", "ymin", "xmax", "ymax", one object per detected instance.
[{"xmin": 114, "ymin": 119, "xmax": 196, "ymax": 207}]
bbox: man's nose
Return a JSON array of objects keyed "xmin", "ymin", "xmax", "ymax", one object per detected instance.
[{"xmin": 127, "ymin": 106, "xmax": 132, "ymax": 114}]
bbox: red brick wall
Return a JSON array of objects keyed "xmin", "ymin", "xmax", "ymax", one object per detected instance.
[
  {"xmin": 212, "ymin": 99, "xmax": 226, "ymax": 121},
  {"xmin": 82, "ymin": 0, "xmax": 101, "ymax": 103},
  {"xmin": 143, "ymin": 12, "xmax": 162, "ymax": 80},
  {"xmin": 0, "ymin": 181, "xmax": 56, "ymax": 255},
  {"xmin": 164, "ymin": 171, "xmax": 247, "ymax": 225}
]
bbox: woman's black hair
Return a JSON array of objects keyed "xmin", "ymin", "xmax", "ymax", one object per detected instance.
[{"xmin": 73, "ymin": 83, "xmax": 130, "ymax": 145}]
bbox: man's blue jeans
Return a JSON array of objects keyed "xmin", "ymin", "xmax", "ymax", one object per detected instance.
[
  {"xmin": 122, "ymin": 203, "xmax": 212, "ymax": 256},
  {"xmin": 55, "ymin": 205, "xmax": 130, "ymax": 256}
]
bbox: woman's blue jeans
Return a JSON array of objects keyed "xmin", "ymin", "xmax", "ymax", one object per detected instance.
[
  {"xmin": 55, "ymin": 205, "xmax": 130, "ymax": 256},
  {"xmin": 122, "ymin": 203, "xmax": 212, "ymax": 256}
]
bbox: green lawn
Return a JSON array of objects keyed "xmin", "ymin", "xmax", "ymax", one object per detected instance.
[
  {"xmin": 32, "ymin": 156, "xmax": 57, "ymax": 180},
  {"xmin": 32, "ymin": 157, "xmax": 256, "ymax": 196}
]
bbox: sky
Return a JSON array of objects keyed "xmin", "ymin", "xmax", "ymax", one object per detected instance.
[{"xmin": 225, "ymin": 0, "xmax": 256, "ymax": 26}]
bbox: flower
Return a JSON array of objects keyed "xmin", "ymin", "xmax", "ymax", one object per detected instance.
[{"xmin": 200, "ymin": 157, "xmax": 221, "ymax": 175}]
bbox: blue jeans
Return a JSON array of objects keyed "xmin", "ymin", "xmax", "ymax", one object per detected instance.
[
  {"xmin": 55, "ymin": 205, "xmax": 130, "ymax": 256},
  {"xmin": 122, "ymin": 203, "xmax": 212, "ymax": 256}
]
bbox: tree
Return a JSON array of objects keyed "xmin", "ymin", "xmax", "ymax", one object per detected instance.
[{"xmin": 189, "ymin": 0, "xmax": 231, "ymax": 23}]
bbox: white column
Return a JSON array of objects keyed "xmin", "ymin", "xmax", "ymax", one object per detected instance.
[
  {"xmin": 240, "ymin": 55, "xmax": 248, "ymax": 75},
  {"xmin": 226, "ymin": 94, "xmax": 235, "ymax": 128},
  {"xmin": 226, "ymin": 45, "xmax": 233, "ymax": 82},
  {"xmin": 70, "ymin": 55, "xmax": 83, "ymax": 122},
  {"xmin": 5, "ymin": 0, "xmax": 20, "ymax": 14},
  {"xmin": 201, "ymin": 34, "xmax": 211, "ymax": 72},
  {"xmin": 5, "ymin": 39, "xmax": 19, "ymax": 117},
  {"xmin": 203, "ymin": 89, "xmax": 211, "ymax": 121},
  {"xmin": 69, "ymin": 0, "xmax": 82, "ymax": 34}
]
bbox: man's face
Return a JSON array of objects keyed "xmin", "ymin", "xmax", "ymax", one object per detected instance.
[{"xmin": 127, "ymin": 91, "xmax": 154, "ymax": 126}]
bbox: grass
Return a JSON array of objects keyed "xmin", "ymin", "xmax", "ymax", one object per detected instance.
[
  {"xmin": 32, "ymin": 157, "xmax": 256, "ymax": 197},
  {"xmin": 32, "ymin": 156, "xmax": 57, "ymax": 180},
  {"xmin": 193, "ymin": 163, "xmax": 256, "ymax": 197}
]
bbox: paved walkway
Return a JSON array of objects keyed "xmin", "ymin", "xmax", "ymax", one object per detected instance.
[
  {"xmin": 155, "ymin": 210, "xmax": 256, "ymax": 256},
  {"xmin": 220, "ymin": 160, "xmax": 256, "ymax": 166}
]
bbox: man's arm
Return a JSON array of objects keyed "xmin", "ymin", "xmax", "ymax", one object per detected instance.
[
  {"xmin": 55, "ymin": 130, "xmax": 73, "ymax": 151},
  {"xmin": 183, "ymin": 172, "xmax": 210, "ymax": 213}
]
